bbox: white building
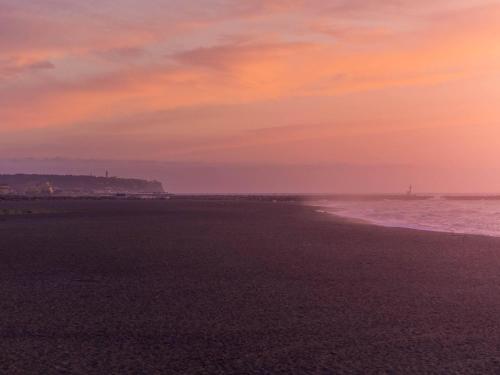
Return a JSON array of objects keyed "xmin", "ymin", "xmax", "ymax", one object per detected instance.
[{"xmin": 0, "ymin": 184, "xmax": 13, "ymax": 195}]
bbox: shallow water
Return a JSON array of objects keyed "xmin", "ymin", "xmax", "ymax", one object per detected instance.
[{"xmin": 312, "ymin": 197, "xmax": 500, "ymax": 237}]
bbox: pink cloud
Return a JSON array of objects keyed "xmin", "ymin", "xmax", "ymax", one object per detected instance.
[{"xmin": 1, "ymin": 0, "xmax": 500, "ymax": 177}]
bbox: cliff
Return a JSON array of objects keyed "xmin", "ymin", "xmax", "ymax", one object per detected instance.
[{"xmin": 0, "ymin": 174, "xmax": 164, "ymax": 195}]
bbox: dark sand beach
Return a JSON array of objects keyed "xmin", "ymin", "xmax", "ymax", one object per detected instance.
[{"xmin": 2, "ymin": 198, "xmax": 500, "ymax": 373}]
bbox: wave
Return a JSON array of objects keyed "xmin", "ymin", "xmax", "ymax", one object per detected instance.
[{"xmin": 310, "ymin": 197, "xmax": 500, "ymax": 237}]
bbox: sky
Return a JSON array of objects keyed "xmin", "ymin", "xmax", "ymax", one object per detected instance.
[{"xmin": 2, "ymin": 0, "xmax": 500, "ymax": 192}]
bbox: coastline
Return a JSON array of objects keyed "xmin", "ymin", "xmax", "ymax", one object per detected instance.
[
  {"xmin": 2, "ymin": 198, "xmax": 500, "ymax": 372},
  {"xmin": 307, "ymin": 200, "xmax": 500, "ymax": 239}
]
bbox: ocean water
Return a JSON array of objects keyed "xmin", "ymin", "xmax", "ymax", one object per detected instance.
[{"xmin": 312, "ymin": 197, "xmax": 500, "ymax": 237}]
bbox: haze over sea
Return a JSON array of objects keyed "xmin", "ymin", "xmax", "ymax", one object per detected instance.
[{"xmin": 314, "ymin": 197, "xmax": 500, "ymax": 238}]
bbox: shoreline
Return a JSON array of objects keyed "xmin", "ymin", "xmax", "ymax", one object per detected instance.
[
  {"xmin": 314, "ymin": 207, "xmax": 480, "ymax": 238},
  {"xmin": 307, "ymin": 200, "xmax": 500, "ymax": 240}
]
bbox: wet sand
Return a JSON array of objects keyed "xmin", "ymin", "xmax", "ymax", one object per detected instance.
[{"xmin": 2, "ymin": 199, "xmax": 500, "ymax": 373}]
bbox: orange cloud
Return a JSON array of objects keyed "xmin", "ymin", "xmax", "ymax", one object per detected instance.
[{"xmin": 2, "ymin": 0, "xmax": 500, "ymax": 178}]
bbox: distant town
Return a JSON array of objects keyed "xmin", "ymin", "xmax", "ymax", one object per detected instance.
[{"xmin": 0, "ymin": 173, "xmax": 166, "ymax": 198}]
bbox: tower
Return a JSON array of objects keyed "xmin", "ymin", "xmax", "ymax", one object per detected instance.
[{"xmin": 105, "ymin": 170, "xmax": 109, "ymax": 178}]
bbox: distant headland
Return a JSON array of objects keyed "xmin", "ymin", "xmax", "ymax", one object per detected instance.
[{"xmin": 0, "ymin": 174, "xmax": 164, "ymax": 197}]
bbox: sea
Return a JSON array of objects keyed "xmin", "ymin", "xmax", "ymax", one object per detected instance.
[{"xmin": 311, "ymin": 196, "xmax": 500, "ymax": 237}]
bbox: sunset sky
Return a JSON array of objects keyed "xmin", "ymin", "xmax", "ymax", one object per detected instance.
[{"xmin": 2, "ymin": 0, "xmax": 500, "ymax": 192}]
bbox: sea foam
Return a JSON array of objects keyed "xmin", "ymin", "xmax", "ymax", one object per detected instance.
[{"xmin": 312, "ymin": 197, "xmax": 500, "ymax": 237}]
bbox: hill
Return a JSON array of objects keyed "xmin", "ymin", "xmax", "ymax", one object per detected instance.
[{"xmin": 0, "ymin": 174, "xmax": 164, "ymax": 195}]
